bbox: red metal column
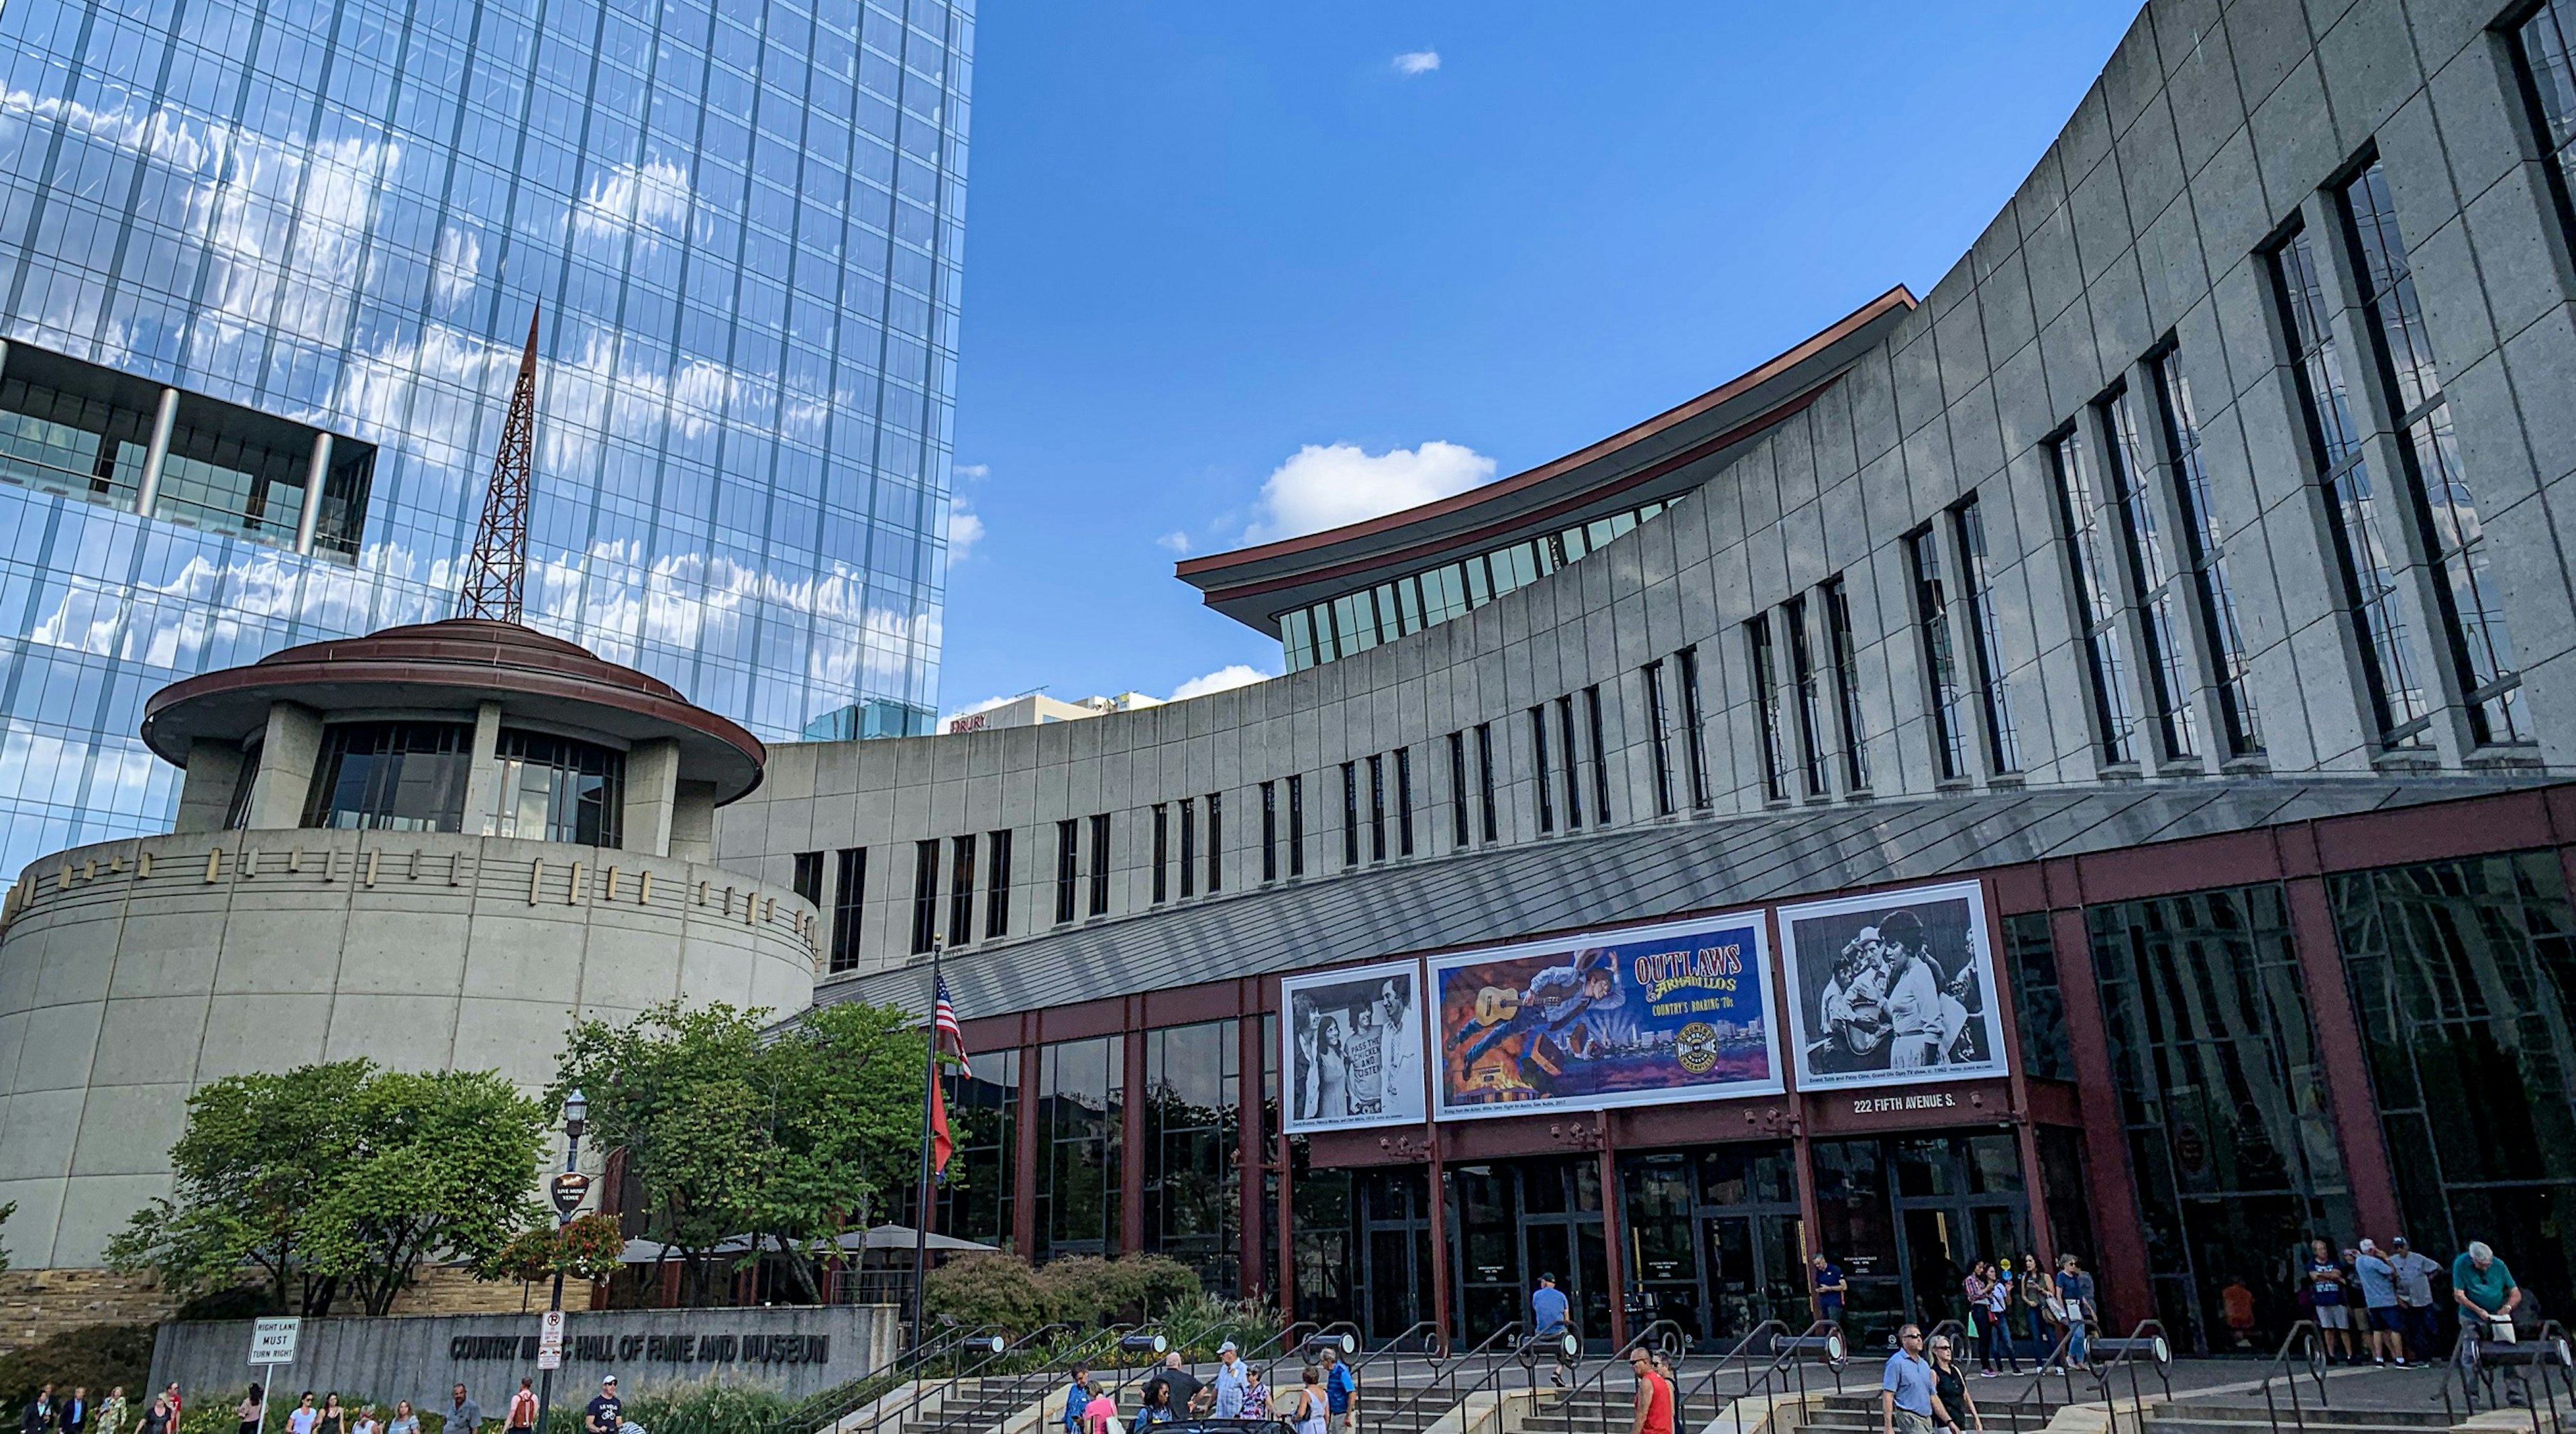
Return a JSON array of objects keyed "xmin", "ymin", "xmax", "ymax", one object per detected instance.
[
  {"xmin": 1276, "ymin": 1132, "xmax": 1297, "ymax": 1321},
  {"xmin": 2048, "ymin": 904, "xmax": 2149, "ymax": 1327},
  {"xmin": 1014, "ymin": 1027, "xmax": 1040, "ymax": 1259},
  {"xmin": 1123, "ymin": 1012, "xmax": 1148, "ymax": 1256},
  {"xmin": 1598, "ymin": 1131, "xmax": 1627, "ymax": 1349},
  {"xmin": 1238, "ymin": 1006, "xmax": 1266, "ymax": 1299},
  {"xmin": 1428, "ymin": 1149, "xmax": 1453, "ymax": 1353},
  {"xmin": 2282, "ymin": 876, "xmax": 2402, "ymax": 1239}
]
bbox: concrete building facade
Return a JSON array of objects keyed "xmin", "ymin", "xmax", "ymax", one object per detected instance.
[{"xmin": 716, "ymin": 0, "xmax": 2576, "ymax": 1356}]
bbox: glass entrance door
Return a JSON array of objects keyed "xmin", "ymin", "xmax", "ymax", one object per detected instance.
[
  {"xmin": 1815, "ymin": 1133, "xmax": 2031, "ymax": 1350},
  {"xmin": 1619, "ymin": 1143, "xmax": 1806, "ymax": 1350},
  {"xmin": 1356, "ymin": 1168, "xmax": 1434, "ymax": 1346},
  {"xmin": 1445, "ymin": 1158, "xmax": 1607, "ymax": 1347}
]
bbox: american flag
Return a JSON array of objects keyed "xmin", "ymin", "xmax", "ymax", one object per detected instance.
[{"xmin": 932, "ymin": 977, "xmax": 965, "ymax": 1058}]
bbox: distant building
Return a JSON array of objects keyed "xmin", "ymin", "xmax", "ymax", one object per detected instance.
[{"xmin": 945, "ymin": 690, "xmax": 1164, "ymax": 734}]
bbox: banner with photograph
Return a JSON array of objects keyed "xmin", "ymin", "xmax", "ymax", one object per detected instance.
[
  {"xmin": 1778, "ymin": 879, "xmax": 2008, "ymax": 1090},
  {"xmin": 1431, "ymin": 913, "xmax": 1782, "ymax": 1120},
  {"xmin": 1281, "ymin": 959, "xmax": 1427, "ymax": 1134}
]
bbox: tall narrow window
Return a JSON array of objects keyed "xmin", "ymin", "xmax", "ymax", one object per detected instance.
[
  {"xmin": 1152, "ymin": 804, "xmax": 1170, "ymax": 903},
  {"xmin": 1643, "ymin": 660, "xmax": 1676, "ymax": 816},
  {"xmin": 1677, "ymin": 646, "xmax": 1712, "ymax": 808},
  {"xmin": 2341, "ymin": 160, "xmax": 2526, "ymax": 745},
  {"xmin": 1087, "ymin": 813, "xmax": 1111, "ymax": 915},
  {"xmin": 1055, "ymin": 820, "xmax": 1078, "ymax": 924},
  {"xmin": 985, "ymin": 829, "xmax": 1013, "ymax": 939},
  {"xmin": 1448, "ymin": 732, "xmax": 1472, "ymax": 845},
  {"xmin": 1556, "ymin": 695, "xmax": 1584, "ymax": 828},
  {"xmin": 830, "ymin": 846, "xmax": 867, "ymax": 973},
  {"xmin": 2050, "ymin": 428, "xmax": 2141, "ymax": 767},
  {"xmin": 1584, "ymin": 686, "xmax": 1613, "ymax": 822},
  {"xmin": 1908, "ymin": 528, "xmax": 1970, "ymax": 782},
  {"xmin": 1204, "ymin": 791, "xmax": 1222, "ymax": 893},
  {"xmin": 1287, "ymin": 773, "xmax": 1306, "ymax": 876},
  {"xmin": 2152, "ymin": 349, "xmax": 2263, "ymax": 757},
  {"xmin": 2271, "ymin": 223, "xmax": 2433, "ymax": 749},
  {"xmin": 2103, "ymin": 387, "xmax": 2200, "ymax": 761},
  {"xmin": 1782, "ymin": 598, "xmax": 1828, "ymax": 797},
  {"xmin": 1341, "ymin": 763, "xmax": 1360, "ymax": 867},
  {"xmin": 948, "ymin": 834, "xmax": 977, "ymax": 946},
  {"xmin": 1950, "ymin": 497, "xmax": 2023, "ymax": 773},
  {"xmin": 792, "ymin": 851, "xmax": 824, "ymax": 907},
  {"xmin": 1260, "ymin": 781, "xmax": 1279, "ymax": 882},
  {"xmin": 1394, "ymin": 747, "xmax": 1415, "ymax": 857},
  {"xmin": 1821, "ymin": 580, "xmax": 1869, "ymax": 791},
  {"xmin": 1179, "ymin": 797, "xmax": 1197, "ymax": 899},
  {"xmin": 1366, "ymin": 754, "xmax": 1387, "ymax": 861},
  {"xmin": 910, "ymin": 838, "xmax": 939, "ymax": 954},
  {"xmin": 1474, "ymin": 722, "xmax": 1498, "ymax": 840},
  {"xmin": 1530, "ymin": 708, "xmax": 1556, "ymax": 832},
  {"xmin": 2512, "ymin": 3, "xmax": 2576, "ymax": 255},
  {"xmin": 1748, "ymin": 614, "xmax": 1788, "ymax": 802}
]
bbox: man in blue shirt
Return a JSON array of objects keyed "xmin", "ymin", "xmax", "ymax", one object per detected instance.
[
  {"xmin": 1211, "ymin": 1344, "xmax": 1250, "ymax": 1420},
  {"xmin": 1322, "ymin": 1346, "xmax": 1358, "ymax": 1433},
  {"xmin": 1812, "ymin": 1254, "xmax": 1848, "ymax": 1328},
  {"xmin": 1880, "ymin": 1325, "xmax": 1934, "ymax": 1434},
  {"xmin": 2354, "ymin": 1240, "xmax": 2403, "ymax": 1366},
  {"xmin": 1060, "ymin": 1362, "xmax": 1091, "ymax": 1434},
  {"xmin": 1532, "ymin": 1273, "xmax": 1574, "ymax": 1387}
]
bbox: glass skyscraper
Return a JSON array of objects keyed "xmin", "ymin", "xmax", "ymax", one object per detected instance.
[{"xmin": 0, "ymin": 0, "xmax": 969, "ymax": 875}]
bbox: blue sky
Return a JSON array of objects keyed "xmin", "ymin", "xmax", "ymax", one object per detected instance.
[{"xmin": 934, "ymin": 2, "xmax": 2144, "ymax": 717}]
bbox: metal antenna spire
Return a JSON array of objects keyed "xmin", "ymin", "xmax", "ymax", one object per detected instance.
[{"xmin": 458, "ymin": 305, "xmax": 542, "ymax": 623}]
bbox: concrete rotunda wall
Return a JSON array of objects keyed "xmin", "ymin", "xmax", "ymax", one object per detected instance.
[{"xmin": 0, "ymin": 828, "xmax": 820, "ymax": 1268}]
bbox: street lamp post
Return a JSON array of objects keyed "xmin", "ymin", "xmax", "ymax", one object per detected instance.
[{"xmin": 534, "ymin": 1089, "xmax": 588, "ymax": 1434}]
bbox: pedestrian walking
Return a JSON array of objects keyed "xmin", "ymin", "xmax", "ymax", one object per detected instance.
[
  {"xmin": 2017, "ymin": 1254, "xmax": 2051, "ymax": 1360},
  {"xmin": 1081, "ymin": 1380, "xmax": 1115, "ymax": 1434},
  {"xmin": 387, "ymin": 1402, "xmax": 419, "ymax": 1434},
  {"xmin": 160, "ymin": 1390, "xmax": 179, "ymax": 1434},
  {"xmin": 1534, "ymin": 1272, "xmax": 1574, "ymax": 1386},
  {"xmin": 315, "ymin": 1394, "xmax": 345, "ymax": 1434},
  {"xmin": 2451, "ymin": 1241, "xmax": 2521, "ymax": 1346},
  {"xmin": 1982, "ymin": 1262, "xmax": 2020, "ymax": 1374},
  {"xmin": 1814, "ymin": 1253, "xmax": 1849, "ymax": 1329},
  {"xmin": 1880, "ymin": 1325, "xmax": 1936, "ymax": 1434},
  {"xmin": 1962, "ymin": 1265, "xmax": 1991, "ymax": 1372},
  {"xmin": 582, "ymin": 1378, "xmax": 620, "ymax": 1434},
  {"xmin": 352, "ymin": 1405, "xmax": 378, "ymax": 1434},
  {"xmin": 63, "ymin": 1390, "xmax": 85, "ymax": 1434},
  {"xmin": 2051, "ymin": 1255, "xmax": 2095, "ymax": 1370},
  {"xmin": 1628, "ymin": 1346, "xmax": 1674, "ymax": 1434},
  {"xmin": 25, "ymin": 1384, "xmax": 56, "ymax": 1434},
  {"xmin": 135, "ymin": 1400, "xmax": 166, "ymax": 1434},
  {"xmin": 289, "ymin": 1394, "xmax": 319, "ymax": 1434},
  {"xmin": 1293, "ymin": 1369, "xmax": 1328, "ymax": 1434},
  {"xmin": 2355, "ymin": 1240, "xmax": 2406, "ymax": 1366},
  {"xmin": 1927, "ymin": 1333, "xmax": 1981, "ymax": 1434},
  {"xmin": 2387, "ymin": 1239, "xmax": 2443, "ymax": 1364},
  {"xmin": 445, "ymin": 1388, "xmax": 480, "ymax": 1434},
  {"xmin": 97, "ymin": 1392, "xmax": 125, "ymax": 1434},
  {"xmin": 503, "ymin": 1382, "xmax": 535, "ymax": 1434},
  {"xmin": 1320, "ymin": 1345, "xmax": 1358, "ymax": 1434},
  {"xmin": 235, "ymin": 1388, "xmax": 262, "ymax": 1434}
]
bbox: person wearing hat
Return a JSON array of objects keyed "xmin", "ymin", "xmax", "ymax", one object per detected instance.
[
  {"xmin": 1531, "ymin": 1273, "xmax": 1573, "ymax": 1387},
  {"xmin": 2385, "ymin": 1238, "xmax": 2442, "ymax": 1363},
  {"xmin": 1211, "ymin": 1342, "xmax": 1250, "ymax": 1419},
  {"xmin": 582, "ymin": 1379, "xmax": 621, "ymax": 1434}
]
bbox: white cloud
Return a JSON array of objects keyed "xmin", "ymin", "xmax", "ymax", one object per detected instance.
[
  {"xmin": 1170, "ymin": 665, "xmax": 1273, "ymax": 702},
  {"xmin": 1156, "ymin": 531, "xmax": 1193, "ymax": 555},
  {"xmin": 1393, "ymin": 50, "xmax": 1441, "ymax": 75},
  {"xmin": 954, "ymin": 463, "xmax": 989, "ymax": 481},
  {"xmin": 940, "ymin": 692, "xmax": 1022, "ymax": 726},
  {"xmin": 948, "ymin": 497, "xmax": 985, "ymax": 559},
  {"xmin": 1243, "ymin": 440, "xmax": 1497, "ymax": 543}
]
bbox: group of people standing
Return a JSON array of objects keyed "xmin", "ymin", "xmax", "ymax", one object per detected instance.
[
  {"xmin": 2243, "ymin": 1235, "xmax": 2526, "ymax": 1366},
  {"xmin": 1063, "ymin": 1344, "xmax": 1301, "ymax": 1434},
  {"xmin": 1812, "ymin": 1251, "xmax": 2100, "ymax": 1373},
  {"xmin": 19, "ymin": 1384, "xmax": 182, "ymax": 1434}
]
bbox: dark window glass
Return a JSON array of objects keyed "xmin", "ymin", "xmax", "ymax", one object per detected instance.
[
  {"xmin": 1153, "ymin": 803, "xmax": 1170, "ymax": 902},
  {"xmin": 830, "ymin": 847, "xmax": 867, "ymax": 973},
  {"xmin": 485, "ymin": 729, "xmax": 625, "ymax": 847},
  {"xmin": 1474, "ymin": 722, "xmax": 1498, "ymax": 839},
  {"xmin": 1286, "ymin": 775, "xmax": 1306, "ymax": 877},
  {"xmin": 985, "ymin": 829, "xmax": 1012, "ymax": 939},
  {"xmin": 1262, "ymin": 781, "xmax": 1279, "ymax": 882},
  {"xmin": 792, "ymin": 851, "xmax": 824, "ymax": 907},
  {"xmin": 1144, "ymin": 1019, "xmax": 1242, "ymax": 1296},
  {"xmin": 1204, "ymin": 791, "xmax": 1221, "ymax": 894},
  {"xmin": 304, "ymin": 721, "xmax": 474, "ymax": 834},
  {"xmin": 223, "ymin": 741, "xmax": 262, "ymax": 830},
  {"xmin": 1448, "ymin": 732, "xmax": 1472, "ymax": 844},
  {"xmin": 2270, "ymin": 223, "xmax": 2434, "ymax": 750},
  {"xmin": 1038, "ymin": 1036, "xmax": 1124, "ymax": 1260},
  {"xmin": 934, "ymin": 1050, "xmax": 1019, "ymax": 1253},
  {"xmin": 1677, "ymin": 646, "xmax": 1713, "ymax": 807},
  {"xmin": 1529, "ymin": 708, "xmax": 1555, "ymax": 832},
  {"xmin": 1643, "ymin": 660, "xmax": 1676, "ymax": 816},
  {"xmin": 1748, "ymin": 614, "xmax": 1787, "ymax": 802},
  {"xmin": 2513, "ymin": 1, "xmax": 2576, "ymax": 255},
  {"xmin": 2339, "ymin": 160, "xmax": 2526, "ymax": 746},
  {"xmin": 1179, "ymin": 797, "xmax": 1197, "ymax": 899},
  {"xmin": 1087, "ymin": 813, "xmax": 1112, "ymax": 915},
  {"xmin": 2088, "ymin": 884, "xmax": 2350, "ymax": 1352},
  {"xmin": 1907, "ymin": 529, "xmax": 1969, "ymax": 781},
  {"xmin": 948, "ymin": 834, "xmax": 977, "ymax": 946},
  {"xmin": 2051, "ymin": 427, "xmax": 2141, "ymax": 767},
  {"xmin": 1782, "ymin": 598, "xmax": 1827, "ymax": 797},
  {"xmin": 1584, "ymin": 685, "xmax": 1612, "ymax": 822},
  {"xmin": 1556, "ymin": 695, "xmax": 1584, "ymax": 828},
  {"xmin": 910, "ymin": 838, "xmax": 939, "ymax": 954},
  {"xmin": 2332, "ymin": 850, "xmax": 2576, "ymax": 1313},
  {"xmin": 1055, "ymin": 819, "xmax": 1079, "ymax": 924},
  {"xmin": 1366, "ymin": 754, "xmax": 1386, "ymax": 861},
  {"xmin": 2152, "ymin": 348, "xmax": 2263, "ymax": 757},
  {"xmin": 1394, "ymin": 748, "xmax": 1414, "ymax": 857},
  {"xmin": 1950, "ymin": 496, "xmax": 2023, "ymax": 773},
  {"xmin": 1821, "ymin": 580, "xmax": 1869, "ymax": 791},
  {"xmin": 1341, "ymin": 762, "xmax": 1360, "ymax": 867},
  {"xmin": 2001, "ymin": 913, "xmax": 2075, "ymax": 1082},
  {"xmin": 2103, "ymin": 386, "xmax": 2201, "ymax": 761}
]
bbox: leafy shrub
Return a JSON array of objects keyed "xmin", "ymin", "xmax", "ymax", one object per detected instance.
[
  {"xmin": 1033, "ymin": 1254, "xmax": 1201, "ymax": 1329},
  {"xmin": 923, "ymin": 1252, "xmax": 1046, "ymax": 1333},
  {"xmin": 0, "ymin": 1324, "xmax": 154, "ymax": 1415},
  {"xmin": 533, "ymin": 1376, "xmax": 796, "ymax": 1434}
]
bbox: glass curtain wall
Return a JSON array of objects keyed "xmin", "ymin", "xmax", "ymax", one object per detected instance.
[
  {"xmin": 1144, "ymin": 1019, "xmax": 1241, "ymax": 1296},
  {"xmin": 1037, "ymin": 1036, "xmax": 1122, "ymax": 1260},
  {"xmin": 936, "ymin": 1048, "xmax": 1018, "ymax": 1252},
  {"xmin": 2088, "ymin": 885, "xmax": 2352, "ymax": 1353},
  {"xmin": 301, "ymin": 720, "xmax": 472, "ymax": 830},
  {"xmin": 2332, "ymin": 852, "xmax": 2576, "ymax": 1313}
]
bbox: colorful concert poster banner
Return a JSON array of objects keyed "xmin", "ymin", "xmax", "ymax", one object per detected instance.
[
  {"xmin": 1777, "ymin": 879, "xmax": 2009, "ymax": 1091},
  {"xmin": 1281, "ymin": 958, "xmax": 1428, "ymax": 1134},
  {"xmin": 1430, "ymin": 913, "xmax": 1782, "ymax": 1121}
]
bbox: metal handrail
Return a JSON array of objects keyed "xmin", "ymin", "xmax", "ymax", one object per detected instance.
[
  {"xmin": 1375, "ymin": 1321, "xmax": 1529, "ymax": 1434},
  {"xmin": 854, "ymin": 1321, "xmax": 1036, "ymax": 1434},
  {"xmin": 1354, "ymin": 1321, "xmax": 1440, "ymax": 1367},
  {"xmin": 2259, "ymin": 1319, "xmax": 2328, "ymax": 1434},
  {"xmin": 1674, "ymin": 1319, "xmax": 1790, "ymax": 1430},
  {"xmin": 1989, "ymin": 1324, "xmax": 2079, "ymax": 1434},
  {"xmin": 2087, "ymin": 1320, "xmax": 2170, "ymax": 1434},
  {"xmin": 1554, "ymin": 1320, "xmax": 1687, "ymax": 1424},
  {"xmin": 1729, "ymin": 1321, "xmax": 1845, "ymax": 1434},
  {"xmin": 786, "ymin": 1321, "xmax": 1008, "ymax": 1434}
]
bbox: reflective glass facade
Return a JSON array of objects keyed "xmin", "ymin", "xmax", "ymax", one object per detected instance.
[{"xmin": 0, "ymin": 0, "xmax": 971, "ymax": 874}]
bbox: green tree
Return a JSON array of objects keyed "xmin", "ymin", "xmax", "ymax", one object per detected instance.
[{"xmin": 106, "ymin": 1061, "xmax": 548, "ymax": 1316}]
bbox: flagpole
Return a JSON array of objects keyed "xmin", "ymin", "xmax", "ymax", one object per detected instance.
[{"xmin": 907, "ymin": 937, "xmax": 941, "ymax": 1352}]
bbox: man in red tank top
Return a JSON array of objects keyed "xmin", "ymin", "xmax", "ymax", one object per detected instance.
[{"xmin": 1628, "ymin": 1347, "xmax": 1674, "ymax": 1434}]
